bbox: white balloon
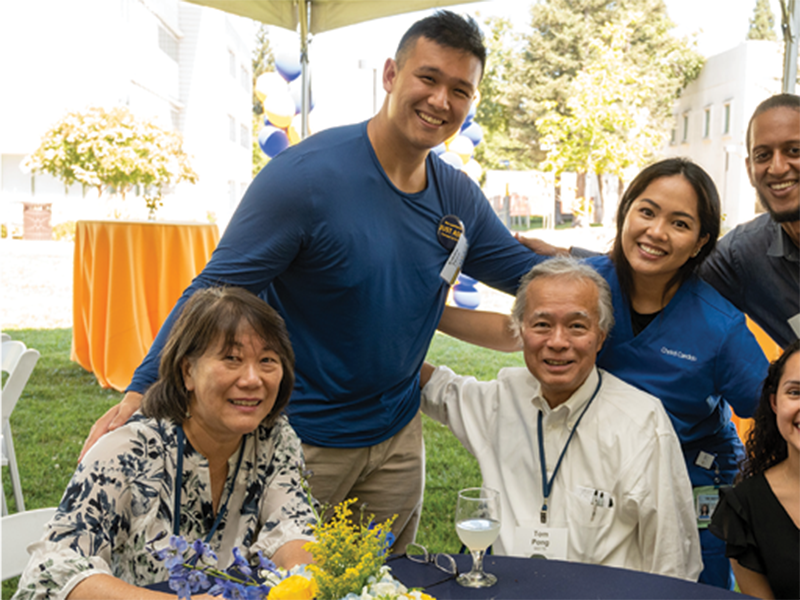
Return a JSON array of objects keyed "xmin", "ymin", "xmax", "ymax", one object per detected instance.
[
  {"xmin": 462, "ymin": 159, "xmax": 483, "ymax": 182},
  {"xmin": 449, "ymin": 135, "xmax": 474, "ymax": 163},
  {"xmin": 439, "ymin": 151, "xmax": 464, "ymax": 169},
  {"xmin": 255, "ymin": 71, "xmax": 289, "ymax": 102}
]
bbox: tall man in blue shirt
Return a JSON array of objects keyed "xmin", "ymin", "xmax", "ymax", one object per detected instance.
[{"xmin": 79, "ymin": 11, "xmax": 540, "ymax": 551}]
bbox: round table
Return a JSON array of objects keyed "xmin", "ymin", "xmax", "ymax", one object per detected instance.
[{"xmin": 386, "ymin": 554, "xmax": 750, "ymax": 599}]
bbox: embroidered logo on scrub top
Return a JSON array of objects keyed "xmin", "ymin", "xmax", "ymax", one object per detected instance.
[{"xmin": 660, "ymin": 346, "xmax": 697, "ymax": 362}]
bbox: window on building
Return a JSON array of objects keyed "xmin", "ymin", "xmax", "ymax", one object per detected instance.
[
  {"xmin": 240, "ymin": 64, "xmax": 249, "ymax": 90},
  {"xmin": 229, "ymin": 49, "xmax": 236, "ymax": 78},
  {"xmin": 670, "ymin": 124, "xmax": 677, "ymax": 145},
  {"xmin": 240, "ymin": 124, "xmax": 249, "ymax": 148},
  {"xmin": 723, "ymin": 102, "xmax": 732, "ymax": 135},
  {"xmin": 229, "ymin": 115, "xmax": 236, "ymax": 142},
  {"xmin": 682, "ymin": 113, "xmax": 689, "ymax": 143},
  {"xmin": 170, "ymin": 109, "xmax": 181, "ymax": 131},
  {"xmin": 158, "ymin": 26, "xmax": 179, "ymax": 62},
  {"xmin": 703, "ymin": 107, "xmax": 711, "ymax": 139}
]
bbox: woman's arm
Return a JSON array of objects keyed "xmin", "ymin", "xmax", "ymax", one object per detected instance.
[
  {"xmin": 437, "ymin": 306, "xmax": 521, "ymax": 352},
  {"xmin": 271, "ymin": 540, "xmax": 314, "ymax": 569},
  {"xmin": 67, "ymin": 574, "xmax": 174, "ymax": 600},
  {"xmin": 731, "ymin": 558, "xmax": 775, "ymax": 600}
]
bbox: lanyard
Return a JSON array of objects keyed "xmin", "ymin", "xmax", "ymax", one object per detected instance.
[
  {"xmin": 173, "ymin": 425, "xmax": 246, "ymax": 544},
  {"xmin": 537, "ymin": 372, "xmax": 602, "ymax": 524}
]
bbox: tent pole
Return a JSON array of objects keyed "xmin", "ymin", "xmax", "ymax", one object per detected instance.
[
  {"xmin": 781, "ymin": 0, "xmax": 799, "ymax": 93},
  {"xmin": 299, "ymin": 0, "xmax": 310, "ymax": 138}
]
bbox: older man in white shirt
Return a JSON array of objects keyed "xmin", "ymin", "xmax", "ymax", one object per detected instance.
[{"xmin": 421, "ymin": 258, "xmax": 702, "ymax": 581}]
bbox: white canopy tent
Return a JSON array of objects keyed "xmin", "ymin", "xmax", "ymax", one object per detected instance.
[{"xmin": 184, "ymin": 0, "xmax": 484, "ymax": 137}]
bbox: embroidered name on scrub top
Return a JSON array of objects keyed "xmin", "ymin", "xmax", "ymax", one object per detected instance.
[{"xmin": 514, "ymin": 374, "xmax": 603, "ymax": 559}]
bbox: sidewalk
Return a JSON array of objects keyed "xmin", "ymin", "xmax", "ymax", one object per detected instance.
[{"xmin": 0, "ymin": 225, "xmax": 614, "ymax": 329}]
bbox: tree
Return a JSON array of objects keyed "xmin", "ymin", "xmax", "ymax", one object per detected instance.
[
  {"xmin": 25, "ymin": 106, "xmax": 197, "ymax": 217},
  {"xmin": 474, "ymin": 16, "xmax": 536, "ymax": 171},
  {"xmin": 251, "ymin": 24, "xmax": 275, "ymax": 176},
  {"xmin": 748, "ymin": 0, "xmax": 778, "ymax": 41},
  {"xmin": 490, "ymin": 0, "xmax": 703, "ymax": 169},
  {"xmin": 536, "ymin": 16, "xmax": 670, "ymax": 218}
]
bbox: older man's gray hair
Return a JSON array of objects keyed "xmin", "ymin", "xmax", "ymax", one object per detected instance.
[{"xmin": 510, "ymin": 257, "xmax": 615, "ymax": 337}]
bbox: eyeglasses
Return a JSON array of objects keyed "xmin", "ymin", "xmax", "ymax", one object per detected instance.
[{"xmin": 405, "ymin": 543, "xmax": 458, "ymax": 575}]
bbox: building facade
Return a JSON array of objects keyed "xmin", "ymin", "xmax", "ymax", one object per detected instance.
[
  {"xmin": 662, "ymin": 40, "xmax": 783, "ymax": 230},
  {"xmin": 0, "ymin": 0, "xmax": 254, "ymax": 234}
]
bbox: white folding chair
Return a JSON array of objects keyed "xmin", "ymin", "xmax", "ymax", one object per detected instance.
[
  {"xmin": 1, "ymin": 340, "xmax": 40, "ymax": 514},
  {"xmin": 0, "ymin": 334, "xmax": 10, "ymax": 343},
  {"xmin": 1, "ymin": 506, "xmax": 57, "ymax": 580}
]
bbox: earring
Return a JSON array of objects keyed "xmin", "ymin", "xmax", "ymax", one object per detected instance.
[{"xmin": 691, "ymin": 248, "xmax": 700, "ymax": 258}]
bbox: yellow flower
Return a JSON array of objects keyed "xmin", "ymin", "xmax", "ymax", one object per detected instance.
[{"xmin": 268, "ymin": 574, "xmax": 317, "ymax": 600}]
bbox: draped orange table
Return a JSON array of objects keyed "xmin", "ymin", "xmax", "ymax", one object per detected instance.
[{"xmin": 71, "ymin": 220, "xmax": 219, "ymax": 391}]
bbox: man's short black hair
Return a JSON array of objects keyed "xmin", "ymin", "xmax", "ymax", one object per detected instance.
[
  {"xmin": 746, "ymin": 93, "xmax": 800, "ymax": 154},
  {"xmin": 395, "ymin": 10, "xmax": 486, "ymax": 77}
]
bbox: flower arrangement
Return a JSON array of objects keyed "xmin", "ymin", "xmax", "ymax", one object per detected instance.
[{"xmin": 151, "ymin": 495, "xmax": 433, "ymax": 600}]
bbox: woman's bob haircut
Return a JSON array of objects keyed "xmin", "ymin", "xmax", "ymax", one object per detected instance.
[{"xmin": 142, "ymin": 286, "xmax": 295, "ymax": 428}]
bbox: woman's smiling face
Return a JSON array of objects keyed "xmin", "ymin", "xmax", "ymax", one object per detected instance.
[
  {"xmin": 620, "ymin": 175, "xmax": 709, "ymax": 287},
  {"xmin": 771, "ymin": 351, "xmax": 800, "ymax": 457}
]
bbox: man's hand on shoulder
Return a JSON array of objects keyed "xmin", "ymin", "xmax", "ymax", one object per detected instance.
[{"xmin": 78, "ymin": 391, "xmax": 143, "ymax": 462}]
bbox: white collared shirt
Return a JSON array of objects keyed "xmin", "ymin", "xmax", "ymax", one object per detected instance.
[{"xmin": 422, "ymin": 366, "xmax": 702, "ymax": 581}]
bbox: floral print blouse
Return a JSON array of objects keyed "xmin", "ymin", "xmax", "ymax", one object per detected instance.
[{"xmin": 14, "ymin": 414, "xmax": 315, "ymax": 600}]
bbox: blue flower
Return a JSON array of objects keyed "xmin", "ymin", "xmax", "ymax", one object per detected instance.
[{"xmin": 231, "ymin": 547, "xmax": 252, "ymax": 578}]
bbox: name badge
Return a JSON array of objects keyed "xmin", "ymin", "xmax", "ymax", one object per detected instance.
[
  {"xmin": 439, "ymin": 231, "xmax": 468, "ymax": 286},
  {"xmin": 693, "ymin": 485, "xmax": 721, "ymax": 529},
  {"xmin": 513, "ymin": 525, "xmax": 568, "ymax": 560}
]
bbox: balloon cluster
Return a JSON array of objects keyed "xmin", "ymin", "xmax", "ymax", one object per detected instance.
[
  {"xmin": 255, "ymin": 50, "xmax": 315, "ymax": 158},
  {"xmin": 432, "ymin": 91, "xmax": 484, "ymax": 182}
]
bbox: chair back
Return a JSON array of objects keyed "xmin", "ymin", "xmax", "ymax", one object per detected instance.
[
  {"xmin": 1, "ymin": 506, "xmax": 56, "ymax": 579},
  {"xmin": 2, "ymin": 341, "xmax": 40, "ymax": 421},
  {"xmin": 0, "ymin": 333, "xmax": 10, "ymax": 343}
]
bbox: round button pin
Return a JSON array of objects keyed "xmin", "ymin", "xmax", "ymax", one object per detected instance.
[{"xmin": 437, "ymin": 214, "xmax": 464, "ymax": 251}]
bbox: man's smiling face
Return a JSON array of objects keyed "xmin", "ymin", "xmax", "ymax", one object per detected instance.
[
  {"xmin": 747, "ymin": 106, "xmax": 800, "ymax": 227},
  {"xmin": 382, "ymin": 36, "xmax": 481, "ymax": 153}
]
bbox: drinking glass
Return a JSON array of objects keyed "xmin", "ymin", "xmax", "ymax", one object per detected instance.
[{"xmin": 454, "ymin": 486, "xmax": 501, "ymax": 587}]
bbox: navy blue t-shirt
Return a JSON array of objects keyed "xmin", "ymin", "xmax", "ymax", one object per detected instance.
[{"xmin": 129, "ymin": 121, "xmax": 540, "ymax": 447}]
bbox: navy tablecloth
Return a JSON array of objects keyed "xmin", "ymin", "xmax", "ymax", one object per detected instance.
[{"xmin": 386, "ymin": 554, "xmax": 750, "ymax": 599}]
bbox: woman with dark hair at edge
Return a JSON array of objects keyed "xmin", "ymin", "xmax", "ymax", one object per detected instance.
[
  {"xmin": 437, "ymin": 157, "xmax": 769, "ymax": 588},
  {"xmin": 709, "ymin": 339, "xmax": 800, "ymax": 599}
]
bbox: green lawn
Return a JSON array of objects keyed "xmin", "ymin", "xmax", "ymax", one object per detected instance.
[{"xmin": 2, "ymin": 328, "xmax": 524, "ymax": 598}]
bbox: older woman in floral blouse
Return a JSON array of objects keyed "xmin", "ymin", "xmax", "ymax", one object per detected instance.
[{"xmin": 15, "ymin": 287, "xmax": 316, "ymax": 599}]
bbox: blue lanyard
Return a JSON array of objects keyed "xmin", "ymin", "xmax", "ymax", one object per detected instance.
[
  {"xmin": 173, "ymin": 425, "xmax": 246, "ymax": 544},
  {"xmin": 537, "ymin": 372, "xmax": 602, "ymax": 524}
]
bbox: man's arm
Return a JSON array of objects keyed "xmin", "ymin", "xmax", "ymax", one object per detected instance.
[
  {"xmin": 637, "ymin": 426, "xmax": 703, "ymax": 581},
  {"xmin": 437, "ymin": 306, "xmax": 521, "ymax": 352}
]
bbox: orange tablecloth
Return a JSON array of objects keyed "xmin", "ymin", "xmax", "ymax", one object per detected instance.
[{"xmin": 71, "ymin": 220, "xmax": 219, "ymax": 391}]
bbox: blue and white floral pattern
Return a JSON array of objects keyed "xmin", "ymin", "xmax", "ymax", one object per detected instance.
[{"xmin": 14, "ymin": 414, "xmax": 315, "ymax": 600}]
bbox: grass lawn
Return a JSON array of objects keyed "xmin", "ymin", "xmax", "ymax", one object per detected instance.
[{"xmin": 2, "ymin": 327, "xmax": 524, "ymax": 598}]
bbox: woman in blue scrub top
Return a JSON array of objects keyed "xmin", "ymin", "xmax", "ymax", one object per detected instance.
[{"xmin": 439, "ymin": 158, "xmax": 768, "ymax": 589}]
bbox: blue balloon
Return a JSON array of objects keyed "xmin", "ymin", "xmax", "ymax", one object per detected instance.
[
  {"xmin": 461, "ymin": 121, "xmax": 484, "ymax": 146},
  {"xmin": 275, "ymin": 50, "xmax": 302, "ymax": 82},
  {"xmin": 258, "ymin": 126, "xmax": 290, "ymax": 157},
  {"xmin": 289, "ymin": 77, "xmax": 314, "ymax": 115}
]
